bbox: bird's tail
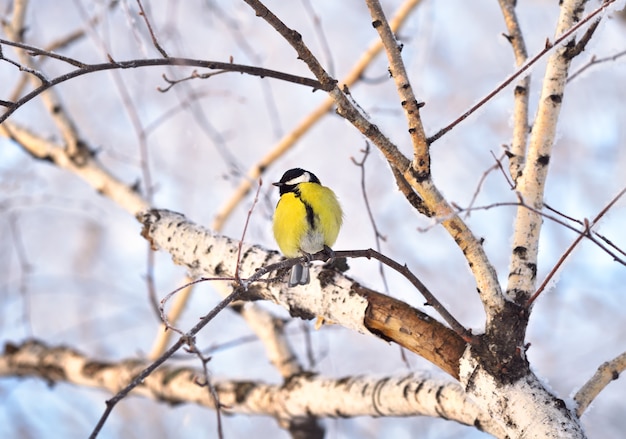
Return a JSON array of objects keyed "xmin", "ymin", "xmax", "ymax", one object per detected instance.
[{"xmin": 288, "ymin": 263, "xmax": 310, "ymax": 287}]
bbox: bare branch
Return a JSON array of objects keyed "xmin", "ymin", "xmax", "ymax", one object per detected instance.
[
  {"xmin": 450, "ymin": 197, "xmax": 626, "ymax": 266},
  {"xmin": 0, "ymin": 121, "xmax": 149, "ymax": 216},
  {"xmin": 0, "ymin": 37, "xmax": 87, "ymax": 67},
  {"xmin": 212, "ymin": 0, "xmax": 423, "ymax": 231},
  {"xmin": 184, "ymin": 341, "xmax": 224, "ymax": 439},
  {"xmin": 301, "ymin": 0, "xmax": 335, "ymax": 77},
  {"xmin": 463, "ymin": 152, "xmax": 510, "ymax": 218},
  {"xmin": 575, "ymin": 351, "xmax": 626, "ymax": 416},
  {"xmin": 138, "ymin": 209, "xmax": 468, "ymax": 377},
  {"xmin": 2, "ymin": 3, "xmax": 84, "ymax": 157},
  {"xmin": 136, "ymin": 0, "xmax": 169, "ymax": 58},
  {"xmin": 351, "ymin": 143, "xmax": 389, "ymax": 291},
  {"xmin": 148, "ymin": 277, "xmax": 194, "ymax": 360},
  {"xmin": 428, "ymin": 0, "xmax": 617, "ymax": 144},
  {"xmin": 497, "ymin": 0, "xmax": 530, "ymax": 185},
  {"xmin": 0, "ymin": 340, "xmax": 505, "ymax": 437},
  {"xmin": 505, "ymin": 0, "xmax": 603, "ymax": 306},
  {"xmin": 0, "ymin": 49, "xmax": 324, "ymax": 123},
  {"xmin": 365, "ymin": 0, "xmax": 429, "ymax": 178},
  {"xmin": 568, "ymin": 48, "xmax": 626, "ymax": 82},
  {"xmin": 89, "ymin": 286, "xmax": 245, "ymax": 438},
  {"xmin": 527, "ymin": 185, "xmax": 626, "ymax": 306}
]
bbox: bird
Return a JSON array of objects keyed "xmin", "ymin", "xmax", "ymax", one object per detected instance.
[{"xmin": 272, "ymin": 168, "xmax": 343, "ymax": 286}]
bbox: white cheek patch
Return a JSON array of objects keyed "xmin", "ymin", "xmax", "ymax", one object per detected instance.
[{"xmin": 285, "ymin": 172, "xmax": 311, "ymax": 185}]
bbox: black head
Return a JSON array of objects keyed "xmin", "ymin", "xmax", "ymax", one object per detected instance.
[{"xmin": 273, "ymin": 168, "xmax": 321, "ymax": 195}]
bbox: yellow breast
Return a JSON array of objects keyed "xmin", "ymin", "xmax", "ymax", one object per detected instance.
[{"xmin": 273, "ymin": 182, "xmax": 342, "ymax": 257}]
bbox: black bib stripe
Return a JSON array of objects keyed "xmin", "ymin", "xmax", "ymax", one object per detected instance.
[{"xmin": 295, "ymin": 188, "xmax": 317, "ymax": 229}]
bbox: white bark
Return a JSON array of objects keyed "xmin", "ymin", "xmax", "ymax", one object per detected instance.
[
  {"xmin": 574, "ymin": 351, "xmax": 626, "ymax": 417},
  {"xmin": 506, "ymin": 0, "xmax": 589, "ymax": 303},
  {"xmin": 140, "ymin": 209, "xmax": 370, "ymax": 334},
  {"xmin": 460, "ymin": 351, "xmax": 585, "ymax": 438},
  {"xmin": 142, "ymin": 209, "xmax": 591, "ymax": 438},
  {"xmin": 0, "ymin": 340, "xmax": 504, "ymax": 437}
]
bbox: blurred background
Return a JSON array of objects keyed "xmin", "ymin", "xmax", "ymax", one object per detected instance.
[{"xmin": 1, "ymin": 0, "xmax": 625, "ymax": 437}]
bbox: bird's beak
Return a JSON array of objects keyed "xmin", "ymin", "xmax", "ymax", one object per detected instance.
[{"xmin": 272, "ymin": 182, "xmax": 282, "ymax": 187}]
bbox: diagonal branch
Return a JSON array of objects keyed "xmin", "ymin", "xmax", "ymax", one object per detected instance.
[
  {"xmin": 528, "ymin": 185, "xmax": 626, "ymax": 306},
  {"xmin": 242, "ymin": 0, "xmax": 506, "ymax": 324},
  {"xmin": 428, "ymin": 0, "xmax": 616, "ymax": 145},
  {"xmin": 212, "ymin": 0, "xmax": 424, "ymax": 231},
  {"xmin": 574, "ymin": 351, "xmax": 626, "ymax": 416},
  {"xmin": 0, "ymin": 121, "xmax": 149, "ymax": 215},
  {"xmin": 364, "ymin": 0, "xmax": 429, "ymax": 178},
  {"xmin": 136, "ymin": 0, "xmax": 169, "ymax": 58},
  {"xmin": 3, "ymin": 1, "xmax": 83, "ymax": 158},
  {"xmin": 241, "ymin": 0, "xmax": 410, "ymax": 174}
]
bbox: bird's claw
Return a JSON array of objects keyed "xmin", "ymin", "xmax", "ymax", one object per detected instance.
[{"xmin": 322, "ymin": 245, "xmax": 336, "ymax": 264}]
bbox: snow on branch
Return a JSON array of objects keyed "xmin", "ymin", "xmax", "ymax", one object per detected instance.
[
  {"xmin": 505, "ymin": 0, "xmax": 611, "ymax": 306},
  {"xmin": 0, "ymin": 339, "xmax": 504, "ymax": 437},
  {"xmin": 138, "ymin": 209, "xmax": 467, "ymax": 378}
]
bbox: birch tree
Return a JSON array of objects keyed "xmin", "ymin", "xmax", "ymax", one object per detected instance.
[{"xmin": 1, "ymin": 1, "xmax": 625, "ymax": 438}]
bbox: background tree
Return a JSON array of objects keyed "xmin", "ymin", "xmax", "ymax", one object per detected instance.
[{"xmin": 1, "ymin": 0, "xmax": 625, "ymax": 438}]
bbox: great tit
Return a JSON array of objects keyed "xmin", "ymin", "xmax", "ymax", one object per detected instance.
[{"xmin": 272, "ymin": 168, "xmax": 343, "ymax": 286}]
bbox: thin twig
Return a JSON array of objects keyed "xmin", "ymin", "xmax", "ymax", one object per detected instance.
[
  {"xmin": 301, "ymin": 0, "xmax": 335, "ymax": 77},
  {"xmin": 568, "ymin": 49, "xmax": 626, "ymax": 82},
  {"xmin": 235, "ymin": 180, "xmax": 263, "ymax": 285},
  {"xmin": 332, "ymin": 249, "xmax": 473, "ymax": 342},
  {"xmin": 463, "ymin": 152, "xmax": 509, "ymax": 218},
  {"xmin": 351, "ymin": 143, "xmax": 389, "ymax": 292},
  {"xmin": 211, "ymin": 2, "xmax": 284, "ymax": 138},
  {"xmin": 136, "ymin": 0, "xmax": 169, "ymax": 57},
  {"xmin": 446, "ymin": 197, "xmax": 626, "ymax": 267},
  {"xmin": 148, "ymin": 278, "xmax": 194, "ymax": 359},
  {"xmin": 527, "ymin": 185, "xmax": 626, "ymax": 307},
  {"xmin": 89, "ymin": 287, "xmax": 244, "ymax": 439},
  {"xmin": 7, "ymin": 1, "xmax": 121, "ymax": 102},
  {"xmin": 0, "ymin": 37, "xmax": 87, "ymax": 67},
  {"xmin": 185, "ymin": 341, "xmax": 224, "ymax": 439},
  {"xmin": 0, "ymin": 53, "xmax": 324, "ymax": 123},
  {"xmin": 428, "ymin": 0, "xmax": 616, "ymax": 144},
  {"xmin": 105, "ymin": 60, "xmax": 160, "ymax": 318},
  {"xmin": 7, "ymin": 213, "xmax": 33, "ymax": 335},
  {"xmin": 159, "ymin": 277, "xmax": 237, "ymax": 333},
  {"xmin": 157, "ymin": 70, "xmax": 229, "ymax": 92}
]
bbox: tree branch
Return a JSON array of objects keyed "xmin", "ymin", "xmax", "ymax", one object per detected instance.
[
  {"xmin": 0, "ymin": 47, "xmax": 324, "ymax": 123},
  {"xmin": 0, "ymin": 339, "xmax": 505, "ymax": 437},
  {"xmin": 242, "ymin": 0, "xmax": 506, "ymax": 326},
  {"xmin": 427, "ymin": 0, "xmax": 616, "ymax": 145},
  {"xmin": 138, "ymin": 209, "xmax": 467, "ymax": 378},
  {"xmin": 211, "ymin": 0, "xmax": 424, "ymax": 231},
  {"xmin": 497, "ymin": 0, "xmax": 530, "ymax": 186},
  {"xmin": 505, "ymin": 0, "xmax": 601, "ymax": 307},
  {"xmin": 575, "ymin": 351, "xmax": 626, "ymax": 416},
  {"xmin": 365, "ymin": 0, "xmax": 429, "ymax": 178},
  {"xmin": 0, "ymin": 121, "xmax": 149, "ymax": 215}
]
